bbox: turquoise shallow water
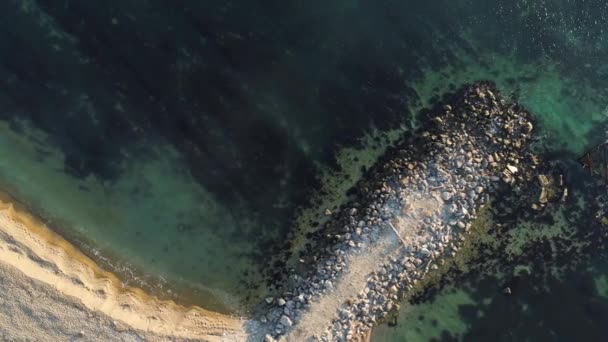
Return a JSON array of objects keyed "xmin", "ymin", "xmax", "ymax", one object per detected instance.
[{"xmin": 1, "ymin": 2, "xmax": 608, "ymax": 335}]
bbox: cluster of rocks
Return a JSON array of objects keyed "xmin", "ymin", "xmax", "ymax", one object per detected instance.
[{"xmin": 261, "ymin": 82, "xmax": 537, "ymax": 342}]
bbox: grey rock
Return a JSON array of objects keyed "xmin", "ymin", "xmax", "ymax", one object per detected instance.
[
  {"xmin": 279, "ymin": 315, "xmax": 293, "ymax": 328},
  {"xmin": 419, "ymin": 248, "xmax": 431, "ymax": 258},
  {"xmin": 441, "ymin": 192, "xmax": 451, "ymax": 201},
  {"xmin": 340, "ymin": 309, "xmax": 350, "ymax": 319}
]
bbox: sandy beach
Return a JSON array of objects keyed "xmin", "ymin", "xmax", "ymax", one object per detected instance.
[{"xmin": 0, "ymin": 194, "xmax": 249, "ymax": 342}]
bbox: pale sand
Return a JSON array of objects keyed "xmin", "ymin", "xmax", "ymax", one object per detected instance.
[{"xmin": 0, "ymin": 195, "xmax": 250, "ymax": 341}]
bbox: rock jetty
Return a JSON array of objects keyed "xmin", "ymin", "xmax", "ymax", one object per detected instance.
[{"xmin": 261, "ymin": 82, "xmax": 537, "ymax": 342}]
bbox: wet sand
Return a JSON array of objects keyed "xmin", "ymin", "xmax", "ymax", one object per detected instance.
[{"xmin": 0, "ymin": 193, "xmax": 249, "ymax": 341}]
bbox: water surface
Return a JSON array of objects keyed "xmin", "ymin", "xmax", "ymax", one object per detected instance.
[{"xmin": 2, "ymin": 1, "xmax": 608, "ymax": 330}]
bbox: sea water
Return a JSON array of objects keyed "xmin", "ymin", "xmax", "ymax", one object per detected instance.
[{"xmin": 1, "ymin": 1, "xmax": 608, "ymax": 335}]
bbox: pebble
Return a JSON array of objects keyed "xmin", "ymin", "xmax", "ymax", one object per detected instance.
[
  {"xmin": 419, "ymin": 248, "xmax": 432, "ymax": 258},
  {"xmin": 441, "ymin": 192, "xmax": 451, "ymax": 201},
  {"xmin": 280, "ymin": 315, "xmax": 293, "ymax": 328},
  {"xmin": 506, "ymin": 164, "xmax": 518, "ymax": 174}
]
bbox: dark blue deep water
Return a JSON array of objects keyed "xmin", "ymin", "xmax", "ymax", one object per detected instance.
[{"xmin": 1, "ymin": 0, "xmax": 608, "ymax": 339}]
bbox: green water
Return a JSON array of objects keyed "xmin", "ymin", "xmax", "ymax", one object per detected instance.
[
  {"xmin": 2, "ymin": 2, "xmax": 608, "ymax": 334},
  {"xmin": 0, "ymin": 120, "xmax": 258, "ymax": 311},
  {"xmin": 367, "ymin": 2, "xmax": 608, "ymax": 340}
]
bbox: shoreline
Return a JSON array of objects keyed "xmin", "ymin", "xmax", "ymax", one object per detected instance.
[{"xmin": 0, "ymin": 191, "xmax": 250, "ymax": 341}]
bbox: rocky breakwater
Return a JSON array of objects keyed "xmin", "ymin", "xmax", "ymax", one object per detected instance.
[{"xmin": 260, "ymin": 82, "xmax": 536, "ymax": 342}]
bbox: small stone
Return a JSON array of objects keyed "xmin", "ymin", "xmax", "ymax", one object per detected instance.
[
  {"xmin": 265, "ymin": 297, "xmax": 274, "ymax": 304},
  {"xmin": 280, "ymin": 315, "xmax": 293, "ymax": 328},
  {"xmin": 277, "ymin": 298, "xmax": 286, "ymax": 306},
  {"xmin": 443, "ymin": 104, "xmax": 452, "ymax": 111},
  {"xmin": 539, "ymin": 188, "xmax": 548, "ymax": 204},
  {"xmin": 419, "ymin": 248, "xmax": 431, "ymax": 258},
  {"xmin": 506, "ymin": 165, "xmax": 518, "ymax": 174},
  {"xmin": 537, "ymin": 174, "xmax": 550, "ymax": 186},
  {"xmin": 324, "ymin": 208, "xmax": 332, "ymax": 216},
  {"xmin": 264, "ymin": 334, "xmax": 275, "ymax": 342},
  {"xmin": 340, "ymin": 309, "xmax": 351, "ymax": 319},
  {"xmin": 561, "ymin": 188, "xmax": 568, "ymax": 202},
  {"xmin": 475, "ymin": 186, "xmax": 484, "ymax": 194},
  {"xmin": 503, "ymin": 287, "xmax": 512, "ymax": 295},
  {"xmin": 441, "ymin": 192, "xmax": 451, "ymax": 201}
]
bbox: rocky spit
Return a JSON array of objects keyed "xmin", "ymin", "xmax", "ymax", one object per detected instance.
[{"xmin": 260, "ymin": 82, "xmax": 537, "ymax": 342}]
